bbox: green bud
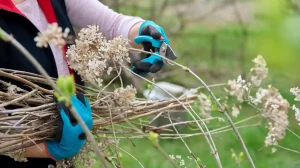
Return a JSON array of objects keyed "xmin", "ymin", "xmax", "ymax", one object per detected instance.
[
  {"xmin": 196, "ymin": 157, "xmax": 202, "ymax": 165},
  {"xmin": 0, "ymin": 28, "xmax": 8, "ymax": 42},
  {"xmin": 54, "ymin": 75, "xmax": 75, "ymax": 106},
  {"xmin": 148, "ymin": 131, "xmax": 159, "ymax": 145},
  {"xmin": 118, "ymin": 152, "xmax": 123, "ymax": 159},
  {"xmin": 239, "ymin": 152, "xmax": 244, "ymax": 159}
]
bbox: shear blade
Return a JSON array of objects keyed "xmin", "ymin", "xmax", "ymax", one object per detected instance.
[{"xmin": 166, "ymin": 45, "xmax": 177, "ymax": 60}]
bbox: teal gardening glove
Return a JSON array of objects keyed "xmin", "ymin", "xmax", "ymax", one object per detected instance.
[
  {"xmin": 45, "ymin": 92, "xmax": 93, "ymax": 161},
  {"xmin": 132, "ymin": 20, "xmax": 170, "ymax": 75}
]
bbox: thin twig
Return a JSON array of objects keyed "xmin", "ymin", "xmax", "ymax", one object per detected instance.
[
  {"xmin": 128, "ymin": 48, "xmax": 255, "ymax": 168},
  {"xmin": 122, "ymin": 118, "xmax": 180, "ymax": 168},
  {"xmin": 105, "ymin": 100, "xmax": 121, "ymax": 167},
  {"xmin": 155, "ymin": 143, "xmax": 179, "ymax": 168},
  {"xmin": 275, "ymin": 145, "xmax": 300, "ymax": 155},
  {"xmin": 0, "ymin": 71, "xmax": 52, "ymax": 94},
  {"xmin": 0, "ymin": 89, "xmax": 38, "ymax": 108},
  {"xmin": 122, "ymin": 65, "xmax": 222, "ymax": 168},
  {"xmin": 110, "ymin": 144, "xmax": 145, "ymax": 168},
  {"xmin": 5, "ymin": 115, "xmax": 29, "ymax": 134},
  {"xmin": 70, "ymin": 107, "xmax": 109, "ymax": 167}
]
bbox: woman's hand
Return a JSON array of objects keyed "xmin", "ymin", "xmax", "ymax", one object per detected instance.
[
  {"xmin": 45, "ymin": 92, "xmax": 93, "ymax": 161},
  {"xmin": 130, "ymin": 21, "xmax": 171, "ymax": 75},
  {"xmin": 24, "ymin": 92, "xmax": 93, "ymax": 160}
]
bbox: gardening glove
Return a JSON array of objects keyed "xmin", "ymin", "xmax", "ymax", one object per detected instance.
[
  {"xmin": 45, "ymin": 92, "xmax": 93, "ymax": 161},
  {"xmin": 131, "ymin": 20, "xmax": 170, "ymax": 75}
]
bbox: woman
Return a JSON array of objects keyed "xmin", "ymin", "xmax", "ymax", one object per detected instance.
[{"xmin": 0, "ymin": 0, "xmax": 171, "ymax": 167}]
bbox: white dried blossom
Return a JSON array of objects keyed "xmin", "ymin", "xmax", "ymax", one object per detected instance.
[
  {"xmin": 72, "ymin": 140, "xmax": 103, "ymax": 168},
  {"xmin": 179, "ymin": 159, "xmax": 185, "ymax": 166},
  {"xmin": 55, "ymin": 159, "xmax": 74, "ymax": 168},
  {"xmin": 176, "ymin": 155, "xmax": 182, "ymax": 159},
  {"xmin": 250, "ymin": 55, "xmax": 268, "ymax": 87},
  {"xmin": 66, "ymin": 25, "xmax": 130, "ymax": 87},
  {"xmin": 107, "ymin": 67, "xmax": 113, "ymax": 75},
  {"xmin": 259, "ymin": 87, "xmax": 290, "ymax": 147},
  {"xmin": 264, "ymin": 122, "xmax": 278, "ymax": 146},
  {"xmin": 4, "ymin": 149, "xmax": 27, "ymax": 162},
  {"xmin": 271, "ymin": 147, "xmax": 277, "ymax": 153},
  {"xmin": 249, "ymin": 88, "xmax": 268, "ymax": 105},
  {"xmin": 231, "ymin": 106, "xmax": 240, "ymax": 118},
  {"xmin": 34, "ymin": 22, "xmax": 70, "ymax": 48},
  {"xmin": 7, "ymin": 84, "xmax": 21, "ymax": 94},
  {"xmin": 253, "ymin": 55, "xmax": 267, "ymax": 67},
  {"xmin": 198, "ymin": 93, "xmax": 212, "ymax": 119},
  {"xmin": 169, "ymin": 154, "xmax": 190, "ymax": 167},
  {"xmin": 290, "ymin": 87, "xmax": 300, "ymax": 101},
  {"xmin": 292, "ymin": 105, "xmax": 300, "ymax": 122},
  {"xmin": 113, "ymin": 85, "xmax": 137, "ymax": 106},
  {"xmin": 225, "ymin": 75, "xmax": 250, "ymax": 102},
  {"xmin": 218, "ymin": 117, "xmax": 225, "ymax": 122},
  {"xmin": 104, "ymin": 36, "xmax": 130, "ymax": 63}
]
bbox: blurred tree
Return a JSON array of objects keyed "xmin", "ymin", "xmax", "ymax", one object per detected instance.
[{"xmin": 253, "ymin": 0, "xmax": 300, "ymax": 78}]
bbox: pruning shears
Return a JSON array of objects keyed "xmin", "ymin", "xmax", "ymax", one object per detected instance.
[{"xmin": 134, "ymin": 35, "xmax": 177, "ymax": 65}]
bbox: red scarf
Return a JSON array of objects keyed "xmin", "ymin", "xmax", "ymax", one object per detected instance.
[{"xmin": 37, "ymin": 0, "xmax": 75, "ymax": 82}]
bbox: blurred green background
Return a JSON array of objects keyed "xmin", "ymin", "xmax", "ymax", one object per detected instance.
[{"xmin": 95, "ymin": 0, "xmax": 300, "ymax": 167}]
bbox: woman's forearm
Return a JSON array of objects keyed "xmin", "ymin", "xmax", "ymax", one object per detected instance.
[
  {"xmin": 24, "ymin": 142, "xmax": 52, "ymax": 159},
  {"xmin": 128, "ymin": 21, "xmax": 144, "ymax": 49},
  {"xmin": 65, "ymin": 0, "xmax": 144, "ymax": 41}
]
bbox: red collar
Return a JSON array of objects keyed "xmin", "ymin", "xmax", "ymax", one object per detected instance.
[
  {"xmin": 0, "ymin": 0, "xmax": 75, "ymax": 81},
  {"xmin": 0, "ymin": 0, "xmax": 26, "ymax": 17},
  {"xmin": 0, "ymin": 0, "xmax": 57, "ymax": 23}
]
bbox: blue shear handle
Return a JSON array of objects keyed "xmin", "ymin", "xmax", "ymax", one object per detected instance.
[
  {"xmin": 134, "ymin": 36, "xmax": 163, "ymax": 48},
  {"xmin": 141, "ymin": 52, "xmax": 163, "ymax": 64},
  {"xmin": 131, "ymin": 51, "xmax": 164, "ymax": 74}
]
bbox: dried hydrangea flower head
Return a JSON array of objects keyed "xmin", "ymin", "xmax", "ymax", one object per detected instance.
[
  {"xmin": 225, "ymin": 75, "xmax": 250, "ymax": 102},
  {"xmin": 113, "ymin": 85, "xmax": 137, "ymax": 107},
  {"xmin": 3, "ymin": 149, "xmax": 27, "ymax": 162},
  {"xmin": 259, "ymin": 86, "xmax": 290, "ymax": 147},
  {"xmin": 198, "ymin": 93, "xmax": 212, "ymax": 119},
  {"xmin": 290, "ymin": 87, "xmax": 300, "ymax": 101},
  {"xmin": 225, "ymin": 55, "xmax": 288, "ymax": 147},
  {"xmin": 231, "ymin": 106, "xmax": 240, "ymax": 118},
  {"xmin": 66, "ymin": 25, "xmax": 130, "ymax": 87},
  {"xmin": 292, "ymin": 105, "xmax": 300, "ymax": 123},
  {"xmin": 290, "ymin": 87, "xmax": 300, "ymax": 124},
  {"xmin": 34, "ymin": 22, "xmax": 70, "ymax": 48},
  {"xmin": 225, "ymin": 55, "xmax": 268, "ymax": 102},
  {"xmin": 250, "ymin": 55, "xmax": 268, "ymax": 87}
]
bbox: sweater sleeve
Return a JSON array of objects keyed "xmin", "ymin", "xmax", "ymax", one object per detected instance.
[{"xmin": 65, "ymin": 0, "xmax": 144, "ymax": 40}]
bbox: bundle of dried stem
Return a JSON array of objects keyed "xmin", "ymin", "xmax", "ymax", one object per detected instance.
[{"xmin": 0, "ymin": 68, "xmax": 199, "ymax": 155}]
